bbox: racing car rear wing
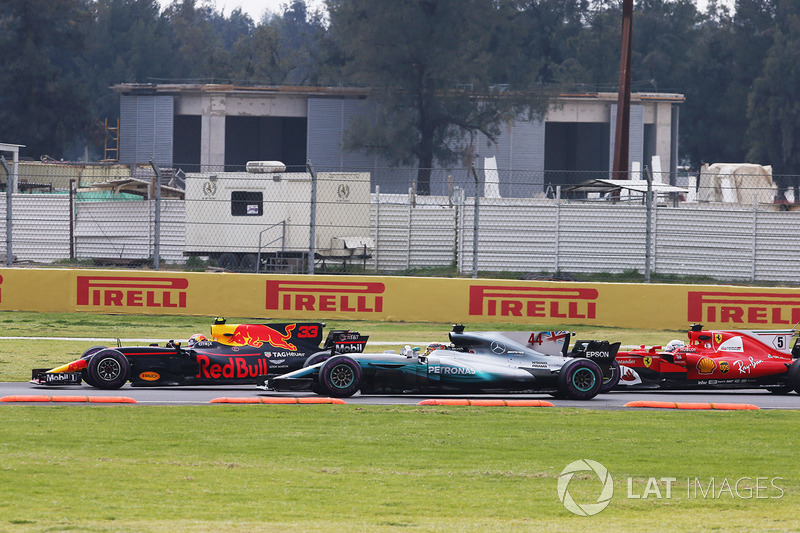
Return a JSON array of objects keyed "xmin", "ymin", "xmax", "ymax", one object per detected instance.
[{"xmin": 323, "ymin": 330, "xmax": 369, "ymax": 355}]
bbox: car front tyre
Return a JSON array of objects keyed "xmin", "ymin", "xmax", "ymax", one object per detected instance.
[
  {"xmin": 598, "ymin": 359, "xmax": 620, "ymax": 394},
  {"xmin": 80, "ymin": 345, "xmax": 107, "ymax": 388},
  {"xmin": 788, "ymin": 359, "xmax": 800, "ymax": 394},
  {"xmin": 87, "ymin": 349, "xmax": 130, "ymax": 390},
  {"xmin": 317, "ymin": 355, "xmax": 361, "ymax": 398}
]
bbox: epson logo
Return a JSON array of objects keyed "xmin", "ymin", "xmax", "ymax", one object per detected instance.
[{"xmin": 585, "ymin": 351, "xmax": 611, "ymax": 358}]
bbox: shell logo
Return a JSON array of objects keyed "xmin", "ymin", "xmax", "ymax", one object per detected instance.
[
  {"xmin": 697, "ymin": 357, "xmax": 716, "ymax": 374},
  {"xmin": 139, "ymin": 371, "xmax": 161, "ymax": 381},
  {"xmin": 719, "ymin": 361, "xmax": 730, "ymax": 374}
]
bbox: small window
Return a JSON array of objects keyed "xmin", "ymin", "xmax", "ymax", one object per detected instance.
[{"xmin": 231, "ymin": 191, "xmax": 263, "ymax": 216}]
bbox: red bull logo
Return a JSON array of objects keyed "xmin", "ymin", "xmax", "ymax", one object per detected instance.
[
  {"xmin": 196, "ymin": 354, "xmax": 269, "ymax": 379},
  {"xmin": 469, "ymin": 285, "xmax": 598, "ymax": 319},
  {"xmin": 227, "ymin": 324, "xmax": 297, "ymax": 350}
]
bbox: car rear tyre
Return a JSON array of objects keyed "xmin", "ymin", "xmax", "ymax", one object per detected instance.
[
  {"xmin": 317, "ymin": 355, "xmax": 361, "ymax": 398},
  {"xmin": 598, "ymin": 359, "xmax": 620, "ymax": 394},
  {"xmin": 80, "ymin": 345, "xmax": 107, "ymax": 388},
  {"xmin": 788, "ymin": 359, "xmax": 800, "ymax": 394},
  {"xmin": 303, "ymin": 351, "xmax": 332, "ymax": 368},
  {"xmin": 558, "ymin": 358, "xmax": 603, "ymax": 400},
  {"xmin": 87, "ymin": 349, "xmax": 130, "ymax": 390}
]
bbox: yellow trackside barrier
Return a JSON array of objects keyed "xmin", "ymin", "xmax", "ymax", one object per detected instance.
[{"xmin": 2, "ymin": 268, "xmax": 800, "ymax": 329}]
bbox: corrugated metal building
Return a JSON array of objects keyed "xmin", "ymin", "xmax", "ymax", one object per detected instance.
[{"xmin": 111, "ymin": 84, "xmax": 683, "ymax": 196}]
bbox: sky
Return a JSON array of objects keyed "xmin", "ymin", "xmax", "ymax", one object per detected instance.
[
  {"xmin": 173, "ymin": 0, "xmax": 733, "ymax": 24},
  {"xmin": 201, "ymin": 0, "xmax": 326, "ymax": 21}
]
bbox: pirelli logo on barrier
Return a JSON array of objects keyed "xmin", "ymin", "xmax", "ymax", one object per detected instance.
[
  {"xmin": 468, "ymin": 285, "xmax": 598, "ymax": 319},
  {"xmin": 265, "ymin": 280, "xmax": 385, "ymax": 313},
  {"xmin": 688, "ymin": 291, "xmax": 800, "ymax": 325},
  {"xmin": 76, "ymin": 276, "xmax": 188, "ymax": 308}
]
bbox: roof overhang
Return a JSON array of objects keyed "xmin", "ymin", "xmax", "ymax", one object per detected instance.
[
  {"xmin": 82, "ymin": 178, "xmax": 185, "ymax": 199},
  {"xmin": 565, "ymin": 179, "xmax": 688, "ymax": 195}
]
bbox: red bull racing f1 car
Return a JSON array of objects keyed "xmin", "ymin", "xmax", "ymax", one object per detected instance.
[
  {"xmin": 263, "ymin": 325, "xmax": 620, "ymax": 399},
  {"xmin": 31, "ymin": 318, "xmax": 367, "ymax": 389},
  {"xmin": 615, "ymin": 324, "xmax": 800, "ymax": 393}
]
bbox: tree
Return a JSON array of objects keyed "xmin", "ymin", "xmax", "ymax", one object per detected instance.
[
  {"xmin": 231, "ymin": 0, "xmax": 327, "ymax": 85},
  {"xmin": 489, "ymin": 0, "xmax": 590, "ymax": 87},
  {"xmin": 746, "ymin": 5, "xmax": 800, "ymax": 200},
  {"xmin": 0, "ymin": 0, "xmax": 92, "ymax": 159},
  {"xmin": 327, "ymin": 0, "xmax": 551, "ymax": 194},
  {"xmin": 74, "ymin": 0, "xmax": 175, "ymax": 157},
  {"xmin": 163, "ymin": 0, "xmax": 227, "ymax": 80}
]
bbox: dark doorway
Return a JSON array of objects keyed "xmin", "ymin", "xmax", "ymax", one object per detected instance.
[
  {"xmin": 225, "ymin": 116, "xmax": 308, "ymax": 172},
  {"xmin": 173, "ymin": 115, "xmax": 201, "ymax": 173},
  {"xmin": 544, "ymin": 122, "xmax": 609, "ymax": 190}
]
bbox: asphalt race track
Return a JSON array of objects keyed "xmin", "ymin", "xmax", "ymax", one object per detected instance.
[{"xmin": 1, "ymin": 382, "xmax": 799, "ymax": 409}]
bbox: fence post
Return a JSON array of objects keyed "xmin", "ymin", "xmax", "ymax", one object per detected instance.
[
  {"xmin": 149, "ymin": 161, "xmax": 161, "ymax": 271},
  {"xmin": 1, "ymin": 156, "xmax": 12, "ymax": 267},
  {"xmin": 452, "ymin": 185, "xmax": 459, "ymax": 270},
  {"xmin": 307, "ymin": 161, "xmax": 317, "ymax": 275},
  {"xmin": 471, "ymin": 164, "xmax": 480, "ymax": 279},
  {"xmin": 407, "ymin": 187, "xmax": 413, "ymax": 270},
  {"xmin": 555, "ymin": 185, "xmax": 561, "ymax": 273},
  {"xmin": 374, "ymin": 185, "xmax": 380, "ymax": 272},
  {"xmin": 644, "ymin": 166, "xmax": 652, "ymax": 283},
  {"xmin": 752, "ymin": 194, "xmax": 757, "ymax": 282},
  {"xmin": 69, "ymin": 179, "xmax": 75, "ymax": 260}
]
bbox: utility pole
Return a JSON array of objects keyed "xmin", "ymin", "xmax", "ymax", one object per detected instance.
[{"xmin": 612, "ymin": 0, "xmax": 633, "ymax": 179}]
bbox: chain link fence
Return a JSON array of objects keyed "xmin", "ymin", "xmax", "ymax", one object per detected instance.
[{"xmin": 1, "ymin": 157, "xmax": 799, "ymax": 284}]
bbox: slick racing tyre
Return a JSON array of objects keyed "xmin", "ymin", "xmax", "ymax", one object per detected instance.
[
  {"xmin": 317, "ymin": 355, "xmax": 361, "ymax": 398},
  {"xmin": 87, "ymin": 349, "xmax": 130, "ymax": 390},
  {"xmin": 80, "ymin": 345, "xmax": 107, "ymax": 388},
  {"xmin": 788, "ymin": 359, "xmax": 800, "ymax": 395},
  {"xmin": 558, "ymin": 358, "xmax": 603, "ymax": 400},
  {"xmin": 303, "ymin": 351, "xmax": 332, "ymax": 368},
  {"xmin": 598, "ymin": 359, "xmax": 621, "ymax": 394}
]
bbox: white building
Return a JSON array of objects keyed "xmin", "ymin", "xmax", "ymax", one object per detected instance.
[{"xmin": 112, "ymin": 83, "xmax": 683, "ymax": 196}]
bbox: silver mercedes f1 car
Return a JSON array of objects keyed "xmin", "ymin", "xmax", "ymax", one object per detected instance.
[{"xmin": 262, "ymin": 325, "xmax": 620, "ymax": 399}]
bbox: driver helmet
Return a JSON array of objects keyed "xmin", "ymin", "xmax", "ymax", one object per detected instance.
[
  {"xmin": 188, "ymin": 333, "xmax": 208, "ymax": 347},
  {"xmin": 424, "ymin": 342, "xmax": 447, "ymax": 356},
  {"xmin": 664, "ymin": 339, "xmax": 685, "ymax": 353}
]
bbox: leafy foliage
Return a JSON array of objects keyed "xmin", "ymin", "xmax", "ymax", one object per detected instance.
[{"xmin": 2, "ymin": 0, "xmax": 800, "ymax": 177}]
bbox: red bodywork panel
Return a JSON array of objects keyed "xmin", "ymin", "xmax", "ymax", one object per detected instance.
[{"xmin": 617, "ymin": 327, "xmax": 795, "ymax": 383}]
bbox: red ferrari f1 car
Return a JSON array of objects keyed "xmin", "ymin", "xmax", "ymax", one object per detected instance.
[
  {"xmin": 31, "ymin": 318, "xmax": 367, "ymax": 389},
  {"xmin": 615, "ymin": 324, "xmax": 800, "ymax": 393}
]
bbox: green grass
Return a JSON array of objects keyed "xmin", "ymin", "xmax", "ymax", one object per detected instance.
[
  {"xmin": 0, "ymin": 406, "xmax": 798, "ymax": 532},
  {"xmin": 1, "ymin": 311, "xmax": 799, "ymax": 531}
]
